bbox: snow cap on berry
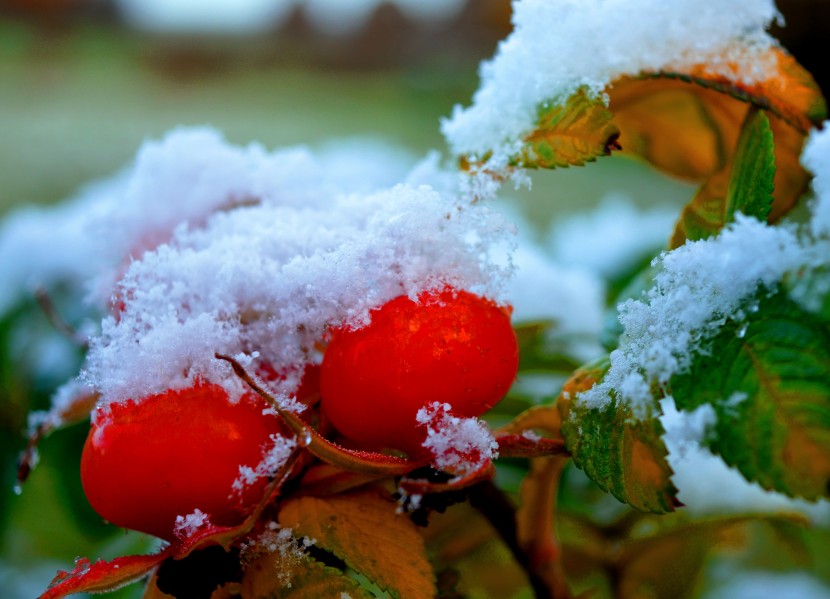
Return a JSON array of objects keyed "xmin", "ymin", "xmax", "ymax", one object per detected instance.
[{"xmin": 78, "ymin": 128, "xmax": 514, "ymax": 406}]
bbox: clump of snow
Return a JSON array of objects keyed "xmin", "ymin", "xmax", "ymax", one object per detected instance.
[
  {"xmin": 71, "ymin": 127, "xmax": 512, "ymax": 406},
  {"xmin": 442, "ymin": 0, "xmax": 780, "ymax": 157},
  {"xmin": 801, "ymin": 126, "xmax": 830, "ymax": 239},
  {"xmin": 416, "ymin": 402, "xmax": 499, "ymax": 475},
  {"xmin": 579, "ymin": 216, "xmax": 811, "ymax": 414},
  {"xmin": 661, "ymin": 399, "xmax": 830, "ymax": 521},
  {"xmin": 233, "ymin": 434, "xmax": 298, "ymax": 494},
  {"xmin": 174, "ymin": 509, "xmax": 211, "ymax": 539},
  {"xmin": 704, "ymin": 571, "xmax": 830, "ymax": 599},
  {"xmin": 549, "ymin": 195, "xmax": 677, "ymax": 280}
]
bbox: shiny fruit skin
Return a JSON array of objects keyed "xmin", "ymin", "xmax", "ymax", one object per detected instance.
[
  {"xmin": 320, "ymin": 287, "xmax": 518, "ymax": 455},
  {"xmin": 81, "ymin": 382, "xmax": 281, "ymax": 541}
]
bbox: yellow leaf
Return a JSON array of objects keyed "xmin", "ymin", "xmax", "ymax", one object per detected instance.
[
  {"xmin": 241, "ymin": 552, "xmax": 370, "ymax": 599},
  {"xmin": 278, "ymin": 487, "xmax": 436, "ymax": 599},
  {"xmin": 610, "ymin": 75, "xmax": 744, "ymax": 180},
  {"xmin": 424, "ymin": 503, "xmax": 531, "ymax": 598}
]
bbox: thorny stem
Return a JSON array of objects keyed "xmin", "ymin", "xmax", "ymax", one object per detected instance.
[{"xmin": 34, "ymin": 287, "xmax": 89, "ymax": 349}]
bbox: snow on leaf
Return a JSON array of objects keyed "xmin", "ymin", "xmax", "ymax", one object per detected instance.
[
  {"xmin": 559, "ymin": 361, "xmax": 678, "ymax": 513},
  {"xmin": 671, "ymin": 282, "xmax": 830, "ymax": 500},
  {"xmin": 443, "ymin": 0, "xmax": 784, "ymax": 158},
  {"xmin": 670, "ymin": 107, "xmax": 776, "ymax": 248},
  {"xmin": 610, "ymin": 48, "xmax": 825, "ymax": 179},
  {"xmin": 614, "ymin": 48, "xmax": 823, "ymax": 244},
  {"xmin": 278, "ymin": 487, "xmax": 436, "ymax": 599}
]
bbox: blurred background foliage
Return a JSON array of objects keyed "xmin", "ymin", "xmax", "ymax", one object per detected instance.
[{"xmin": 1, "ymin": 0, "xmax": 829, "ymax": 597}]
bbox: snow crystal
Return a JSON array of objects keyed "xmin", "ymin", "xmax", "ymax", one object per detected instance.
[
  {"xmin": 63, "ymin": 128, "xmax": 513, "ymax": 405},
  {"xmin": 240, "ymin": 522, "xmax": 309, "ymax": 587},
  {"xmin": 416, "ymin": 402, "xmax": 499, "ymax": 476},
  {"xmin": 173, "ymin": 509, "xmax": 211, "ymax": 539},
  {"xmin": 232, "ymin": 434, "xmax": 298, "ymax": 494},
  {"xmin": 548, "ymin": 195, "xmax": 677, "ymax": 280},
  {"xmin": 579, "ymin": 216, "xmax": 809, "ymax": 414},
  {"xmin": 661, "ymin": 399, "xmax": 830, "ymax": 521},
  {"xmin": 801, "ymin": 125, "xmax": 830, "ymax": 239},
  {"xmin": 442, "ymin": 0, "xmax": 780, "ymax": 157}
]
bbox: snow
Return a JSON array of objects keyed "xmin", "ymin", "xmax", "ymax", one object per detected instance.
[
  {"xmin": 0, "ymin": 175, "xmax": 121, "ymax": 317},
  {"xmin": 240, "ymin": 522, "xmax": 310, "ymax": 587},
  {"xmin": 548, "ymin": 195, "xmax": 676, "ymax": 280},
  {"xmin": 704, "ymin": 571, "xmax": 830, "ymax": 599},
  {"xmin": 442, "ymin": 0, "xmax": 780, "ymax": 158},
  {"xmin": 579, "ymin": 216, "xmax": 811, "ymax": 414},
  {"xmin": 69, "ymin": 127, "xmax": 513, "ymax": 406},
  {"xmin": 173, "ymin": 509, "xmax": 211, "ymax": 539},
  {"xmin": 661, "ymin": 399, "xmax": 830, "ymax": 521},
  {"xmin": 233, "ymin": 434, "xmax": 298, "ymax": 494},
  {"xmin": 417, "ymin": 402, "xmax": 499, "ymax": 476},
  {"xmin": 802, "ymin": 126, "xmax": 830, "ymax": 239}
]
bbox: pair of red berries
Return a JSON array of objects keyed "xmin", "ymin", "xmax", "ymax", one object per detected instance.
[{"xmin": 81, "ymin": 287, "xmax": 519, "ymax": 541}]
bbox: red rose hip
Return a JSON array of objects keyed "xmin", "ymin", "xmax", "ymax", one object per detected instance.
[
  {"xmin": 81, "ymin": 381, "xmax": 283, "ymax": 541},
  {"xmin": 320, "ymin": 287, "xmax": 518, "ymax": 456}
]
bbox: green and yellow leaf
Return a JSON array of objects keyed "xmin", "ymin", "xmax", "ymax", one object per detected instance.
[
  {"xmin": 512, "ymin": 88, "xmax": 621, "ymax": 169},
  {"xmin": 670, "ymin": 107, "xmax": 776, "ymax": 247},
  {"xmin": 559, "ymin": 361, "xmax": 678, "ymax": 513},
  {"xmin": 671, "ymin": 282, "xmax": 830, "ymax": 499}
]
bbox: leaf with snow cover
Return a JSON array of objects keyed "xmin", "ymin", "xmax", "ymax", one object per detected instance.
[
  {"xmin": 510, "ymin": 89, "xmax": 621, "ymax": 170},
  {"xmin": 278, "ymin": 487, "xmax": 435, "ymax": 599},
  {"xmin": 558, "ymin": 361, "xmax": 678, "ymax": 513},
  {"xmin": 671, "ymin": 282, "xmax": 830, "ymax": 500},
  {"xmin": 670, "ymin": 107, "xmax": 775, "ymax": 247}
]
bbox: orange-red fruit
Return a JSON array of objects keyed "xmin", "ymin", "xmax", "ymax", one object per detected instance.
[
  {"xmin": 320, "ymin": 287, "xmax": 519, "ymax": 456},
  {"xmin": 81, "ymin": 382, "xmax": 282, "ymax": 541}
]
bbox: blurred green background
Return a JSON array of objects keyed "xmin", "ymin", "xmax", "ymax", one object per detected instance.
[{"xmin": 1, "ymin": 0, "xmax": 828, "ymax": 597}]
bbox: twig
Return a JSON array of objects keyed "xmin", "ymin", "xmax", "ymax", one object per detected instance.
[{"xmin": 34, "ymin": 287, "xmax": 89, "ymax": 349}]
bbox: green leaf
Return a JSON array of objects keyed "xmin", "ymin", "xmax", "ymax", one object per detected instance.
[
  {"xmin": 671, "ymin": 282, "xmax": 830, "ymax": 500},
  {"xmin": 558, "ymin": 361, "xmax": 678, "ymax": 513},
  {"xmin": 670, "ymin": 107, "xmax": 775, "ymax": 248},
  {"xmin": 513, "ymin": 321, "xmax": 581, "ymax": 373},
  {"xmin": 512, "ymin": 88, "xmax": 620, "ymax": 169},
  {"xmin": 725, "ymin": 108, "xmax": 776, "ymax": 223}
]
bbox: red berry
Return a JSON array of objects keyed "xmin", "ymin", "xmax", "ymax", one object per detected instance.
[
  {"xmin": 81, "ymin": 382, "xmax": 283, "ymax": 541},
  {"xmin": 320, "ymin": 287, "xmax": 518, "ymax": 456}
]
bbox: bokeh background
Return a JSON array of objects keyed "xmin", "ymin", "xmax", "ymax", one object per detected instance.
[{"xmin": 1, "ymin": 0, "xmax": 828, "ymax": 597}]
